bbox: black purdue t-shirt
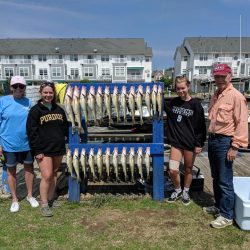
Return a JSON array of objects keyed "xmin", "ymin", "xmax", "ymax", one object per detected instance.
[{"xmin": 165, "ymin": 97, "xmax": 206, "ymax": 151}]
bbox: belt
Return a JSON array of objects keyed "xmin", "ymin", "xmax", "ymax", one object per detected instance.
[{"xmin": 208, "ymin": 133, "xmax": 232, "ymax": 139}]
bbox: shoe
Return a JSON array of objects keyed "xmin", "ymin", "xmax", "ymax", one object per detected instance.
[
  {"xmin": 210, "ymin": 215, "xmax": 233, "ymax": 229},
  {"xmin": 203, "ymin": 206, "xmax": 220, "ymax": 217},
  {"xmin": 41, "ymin": 205, "xmax": 53, "ymax": 217},
  {"xmin": 167, "ymin": 190, "xmax": 182, "ymax": 203},
  {"xmin": 48, "ymin": 199, "xmax": 60, "ymax": 208},
  {"xmin": 10, "ymin": 202, "xmax": 20, "ymax": 213},
  {"xmin": 182, "ymin": 191, "xmax": 191, "ymax": 205},
  {"xmin": 26, "ymin": 196, "xmax": 39, "ymax": 208}
]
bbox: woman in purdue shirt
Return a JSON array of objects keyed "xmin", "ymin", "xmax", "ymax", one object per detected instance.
[
  {"xmin": 165, "ymin": 76, "xmax": 206, "ymax": 205},
  {"xmin": 27, "ymin": 82, "xmax": 68, "ymax": 217}
]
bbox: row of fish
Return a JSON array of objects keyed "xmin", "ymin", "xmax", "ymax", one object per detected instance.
[
  {"xmin": 64, "ymin": 84, "xmax": 163, "ymax": 132},
  {"xmin": 66, "ymin": 147, "xmax": 151, "ymax": 183}
]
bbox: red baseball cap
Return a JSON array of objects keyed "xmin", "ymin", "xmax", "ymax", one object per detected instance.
[{"xmin": 213, "ymin": 64, "xmax": 232, "ymax": 76}]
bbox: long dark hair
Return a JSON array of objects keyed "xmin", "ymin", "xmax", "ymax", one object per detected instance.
[{"xmin": 39, "ymin": 82, "xmax": 56, "ymax": 104}]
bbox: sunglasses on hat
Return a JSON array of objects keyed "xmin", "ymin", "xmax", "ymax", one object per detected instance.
[{"xmin": 12, "ymin": 84, "xmax": 26, "ymax": 89}]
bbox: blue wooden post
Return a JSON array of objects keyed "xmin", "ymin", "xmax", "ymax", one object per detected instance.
[
  {"xmin": 152, "ymin": 118, "xmax": 164, "ymax": 201},
  {"xmin": 68, "ymin": 176, "xmax": 80, "ymax": 202}
]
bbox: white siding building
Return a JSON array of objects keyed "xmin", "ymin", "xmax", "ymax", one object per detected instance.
[
  {"xmin": 0, "ymin": 38, "xmax": 152, "ymax": 84},
  {"xmin": 174, "ymin": 37, "xmax": 250, "ymax": 93}
]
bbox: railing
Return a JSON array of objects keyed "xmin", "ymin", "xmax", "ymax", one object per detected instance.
[
  {"xmin": 127, "ymin": 75, "xmax": 144, "ymax": 80},
  {"xmin": 113, "ymin": 58, "xmax": 127, "ymax": 63},
  {"xmin": 97, "ymin": 75, "xmax": 112, "ymax": 81},
  {"xmin": 65, "ymin": 75, "xmax": 81, "ymax": 80},
  {"xmin": 2, "ymin": 59, "xmax": 33, "ymax": 64},
  {"xmin": 34, "ymin": 75, "xmax": 49, "ymax": 80},
  {"xmin": 214, "ymin": 57, "xmax": 233, "ymax": 62},
  {"xmin": 81, "ymin": 59, "xmax": 96, "ymax": 64},
  {"xmin": 48, "ymin": 59, "xmax": 64, "ymax": 64}
]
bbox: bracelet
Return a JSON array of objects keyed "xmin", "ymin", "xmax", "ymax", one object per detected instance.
[{"xmin": 231, "ymin": 146, "xmax": 238, "ymax": 151}]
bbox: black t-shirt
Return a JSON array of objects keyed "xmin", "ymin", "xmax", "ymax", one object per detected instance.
[{"xmin": 165, "ymin": 97, "xmax": 206, "ymax": 151}]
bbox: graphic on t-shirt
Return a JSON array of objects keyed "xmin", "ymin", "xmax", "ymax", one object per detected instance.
[
  {"xmin": 177, "ymin": 115, "xmax": 182, "ymax": 122},
  {"xmin": 172, "ymin": 106, "xmax": 194, "ymax": 117}
]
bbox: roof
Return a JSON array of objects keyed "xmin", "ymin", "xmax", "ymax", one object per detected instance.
[
  {"xmin": 0, "ymin": 38, "xmax": 152, "ymax": 56},
  {"xmin": 184, "ymin": 37, "xmax": 250, "ymax": 53},
  {"xmin": 173, "ymin": 46, "xmax": 189, "ymax": 59}
]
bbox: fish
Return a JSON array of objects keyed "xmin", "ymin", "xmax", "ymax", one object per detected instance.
[
  {"xmin": 128, "ymin": 86, "xmax": 136, "ymax": 125},
  {"xmin": 73, "ymin": 148, "xmax": 81, "ymax": 182},
  {"xmin": 145, "ymin": 147, "xmax": 151, "ymax": 181},
  {"xmin": 72, "ymin": 86, "xmax": 84, "ymax": 134},
  {"xmin": 136, "ymin": 85, "xmax": 143, "ymax": 125},
  {"xmin": 120, "ymin": 86, "xmax": 127, "ymax": 124},
  {"xmin": 152, "ymin": 84, "xmax": 158, "ymax": 116},
  {"xmin": 104, "ymin": 85, "xmax": 113, "ymax": 126},
  {"xmin": 96, "ymin": 148, "xmax": 103, "ymax": 181},
  {"xmin": 157, "ymin": 85, "xmax": 163, "ymax": 117},
  {"xmin": 80, "ymin": 86, "xmax": 89, "ymax": 126},
  {"xmin": 88, "ymin": 86, "xmax": 98, "ymax": 126},
  {"xmin": 112, "ymin": 86, "xmax": 121, "ymax": 123},
  {"xmin": 112, "ymin": 147, "xmax": 119, "ymax": 182},
  {"xmin": 66, "ymin": 149, "xmax": 74, "ymax": 178},
  {"xmin": 137, "ymin": 147, "xmax": 144, "ymax": 180},
  {"xmin": 129, "ymin": 147, "xmax": 135, "ymax": 182},
  {"xmin": 80, "ymin": 148, "xmax": 87, "ymax": 180},
  {"xmin": 145, "ymin": 85, "xmax": 151, "ymax": 117},
  {"xmin": 105, "ymin": 148, "xmax": 111, "ymax": 182},
  {"xmin": 88, "ymin": 148, "xmax": 97, "ymax": 182},
  {"xmin": 96, "ymin": 86, "xmax": 103, "ymax": 124},
  {"xmin": 64, "ymin": 86, "xmax": 76, "ymax": 134},
  {"xmin": 121, "ymin": 147, "xmax": 127, "ymax": 182}
]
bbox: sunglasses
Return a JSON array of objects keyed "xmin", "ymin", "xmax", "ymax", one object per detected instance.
[
  {"xmin": 12, "ymin": 84, "xmax": 26, "ymax": 89},
  {"xmin": 41, "ymin": 82, "xmax": 55, "ymax": 88}
]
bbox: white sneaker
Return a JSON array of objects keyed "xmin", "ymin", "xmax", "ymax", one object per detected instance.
[
  {"xmin": 10, "ymin": 202, "xmax": 20, "ymax": 213},
  {"xmin": 26, "ymin": 196, "xmax": 39, "ymax": 208}
]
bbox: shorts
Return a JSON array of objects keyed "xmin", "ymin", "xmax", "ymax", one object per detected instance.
[{"xmin": 3, "ymin": 151, "xmax": 34, "ymax": 167}]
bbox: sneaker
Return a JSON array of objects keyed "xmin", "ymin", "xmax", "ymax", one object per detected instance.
[
  {"xmin": 10, "ymin": 201, "xmax": 20, "ymax": 213},
  {"xmin": 210, "ymin": 215, "xmax": 233, "ymax": 229},
  {"xmin": 41, "ymin": 205, "xmax": 53, "ymax": 217},
  {"xmin": 167, "ymin": 191, "xmax": 182, "ymax": 203},
  {"xmin": 182, "ymin": 191, "xmax": 191, "ymax": 205},
  {"xmin": 26, "ymin": 196, "xmax": 39, "ymax": 208},
  {"xmin": 203, "ymin": 206, "xmax": 220, "ymax": 217},
  {"xmin": 48, "ymin": 199, "xmax": 60, "ymax": 208}
]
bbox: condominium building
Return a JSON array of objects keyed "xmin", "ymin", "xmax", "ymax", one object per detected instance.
[
  {"xmin": 0, "ymin": 38, "xmax": 152, "ymax": 85},
  {"xmin": 174, "ymin": 37, "xmax": 250, "ymax": 93}
]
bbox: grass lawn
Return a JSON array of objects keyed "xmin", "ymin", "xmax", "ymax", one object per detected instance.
[{"xmin": 0, "ymin": 194, "xmax": 249, "ymax": 250}]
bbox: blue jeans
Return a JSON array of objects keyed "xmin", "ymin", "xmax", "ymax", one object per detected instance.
[{"xmin": 208, "ymin": 135, "xmax": 234, "ymax": 220}]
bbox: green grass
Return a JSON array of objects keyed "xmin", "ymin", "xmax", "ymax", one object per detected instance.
[{"xmin": 0, "ymin": 195, "xmax": 249, "ymax": 250}]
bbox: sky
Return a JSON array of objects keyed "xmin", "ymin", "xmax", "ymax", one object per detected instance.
[{"xmin": 0, "ymin": 0, "xmax": 250, "ymax": 69}]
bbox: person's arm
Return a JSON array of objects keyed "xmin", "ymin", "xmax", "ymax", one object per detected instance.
[{"xmin": 26, "ymin": 107, "xmax": 43, "ymax": 156}]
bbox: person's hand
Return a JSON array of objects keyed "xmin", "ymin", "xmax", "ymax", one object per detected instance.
[
  {"xmin": 194, "ymin": 147, "xmax": 202, "ymax": 154},
  {"xmin": 35, "ymin": 153, "xmax": 44, "ymax": 160},
  {"xmin": 227, "ymin": 147, "xmax": 237, "ymax": 161}
]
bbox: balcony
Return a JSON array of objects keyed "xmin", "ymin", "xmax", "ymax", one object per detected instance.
[
  {"xmin": 127, "ymin": 74, "xmax": 144, "ymax": 81},
  {"xmin": 34, "ymin": 75, "xmax": 49, "ymax": 80},
  {"xmin": 97, "ymin": 75, "xmax": 112, "ymax": 81},
  {"xmin": 48, "ymin": 59, "xmax": 64, "ymax": 64},
  {"xmin": 213, "ymin": 57, "xmax": 233, "ymax": 63},
  {"xmin": 113, "ymin": 58, "xmax": 127, "ymax": 63},
  {"xmin": 65, "ymin": 75, "xmax": 80, "ymax": 80},
  {"xmin": 82, "ymin": 59, "xmax": 96, "ymax": 64},
  {"xmin": 2, "ymin": 59, "xmax": 33, "ymax": 64}
]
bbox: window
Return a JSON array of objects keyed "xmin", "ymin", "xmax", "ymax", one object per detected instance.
[
  {"xmin": 101, "ymin": 68, "xmax": 110, "ymax": 76},
  {"xmin": 233, "ymin": 67, "xmax": 238, "ymax": 76},
  {"xmin": 38, "ymin": 55, "xmax": 47, "ymax": 62},
  {"xmin": 4, "ymin": 67, "xmax": 14, "ymax": 77},
  {"xmin": 70, "ymin": 54, "xmax": 78, "ymax": 61},
  {"xmin": 245, "ymin": 54, "xmax": 249, "ymax": 58},
  {"xmin": 183, "ymin": 56, "xmax": 188, "ymax": 61},
  {"xmin": 131, "ymin": 57, "xmax": 140, "ymax": 62},
  {"xmin": 51, "ymin": 67, "xmax": 61, "ymax": 77},
  {"xmin": 19, "ymin": 67, "xmax": 29, "ymax": 77},
  {"xmin": 39, "ymin": 68, "xmax": 48, "ymax": 76},
  {"xmin": 182, "ymin": 69, "xmax": 186, "ymax": 75},
  {"xmin": 145, "ymin": 57, "xmax": 150, "ymax": 62},
  {"xmin": 233, "ymin": 56, "xmax": 238, "ymax": 60},
  {"xmin": 115, "ymin": 66, "xmax": 125, "ymax": 77},
  {"xmin": 195, "ymin": 66, "xmax": 209, "ymax": 74},
  {"xmin": 101, "ymin": 55, "xmax": 109, "ymax": 62},
  {"xmin": 87, "ymin": 55, "xmax": 93, "ymax": 59},
  {"xmin": 83, "ymin": 67, "xmax": 94, "ymax": 77},
  {"xmin": 199, "ymin": 54, "xmax": 208, "ymax": 61},
  {"xmin": 70, "ymin": 68, "xmax": 79, "ymax": 76},
  {"xmin": 214, "ymin": 54, "xmax": 219, "ymax": 58},
  {"xmin": 248, "ymin": 66, "xmax": 250, "ymax": 76},
  {"xmin": 24, "ymin": 55, "xmax": 31, "ymax": 59}
]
